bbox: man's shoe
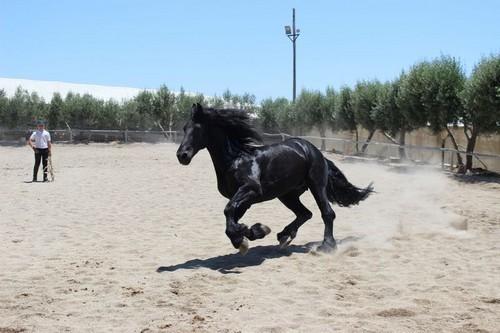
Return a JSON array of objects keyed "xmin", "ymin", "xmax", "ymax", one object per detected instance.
[
  {"xmin": 32, "ymin": 178, "xmax": 37, "ymax": 183},
  {"xmin": 43, "ymin": 178, "xmax": 49, "ymax": 182}
]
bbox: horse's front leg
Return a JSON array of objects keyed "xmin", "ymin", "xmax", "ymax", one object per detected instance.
[{"xmin": 224, "ymin": 184, "xmax": 270, "ymax": 255}]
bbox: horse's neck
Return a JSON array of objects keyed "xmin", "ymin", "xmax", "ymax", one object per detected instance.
[{"xmin": 206, "ymin": 132, "xmax": 238, "ymax": 192}]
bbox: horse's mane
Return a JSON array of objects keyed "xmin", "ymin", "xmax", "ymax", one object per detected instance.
[{"xmin": 199, "ymin": 107, "xmax": 263, "ymax": 150}]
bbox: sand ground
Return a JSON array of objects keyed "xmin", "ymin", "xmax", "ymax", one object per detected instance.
[{"xmin": 0, "ymin": 143, "xmax": 499, "ymax": 333}]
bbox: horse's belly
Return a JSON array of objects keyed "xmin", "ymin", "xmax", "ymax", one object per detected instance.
[{"xmin": 259, "ymin": 167, "xmax": 308, "ymax": 200}]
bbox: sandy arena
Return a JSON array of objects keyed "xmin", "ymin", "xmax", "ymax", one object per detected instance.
[{"xmin": 0, "ymin": 143, "xmax": 499, "ymax": 333}]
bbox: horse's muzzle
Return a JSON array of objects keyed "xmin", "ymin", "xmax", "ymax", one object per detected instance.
[{"xmin": 177, "ymin": 150, "xmax": 192, "ymax": 165}]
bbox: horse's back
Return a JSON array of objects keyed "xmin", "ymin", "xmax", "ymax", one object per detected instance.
[
  {"xmin": 279, "ymin": 137, "xmax": 325, "ymax": 160},
  {"xmin": 246, "ymin": 138, "xmax": 315, "ymax": 199}
]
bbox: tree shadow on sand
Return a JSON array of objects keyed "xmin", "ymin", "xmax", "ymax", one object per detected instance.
[{"xmin": 157, "ymin": 237, "xmax": 360, "ymax": 274}]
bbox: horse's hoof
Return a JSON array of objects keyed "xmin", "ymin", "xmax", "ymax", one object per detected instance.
[
  {"xmin": 239, "ymin": 237, "xmax": 249, "ymax": 255},
  {"xmin": 317, "ymin": 241, "xmax": 337, "ymax": 253},
  {"xmin": 261, "ymin": 224, "xmax": 271, "ymax": 236},
  {"xmin": 249, "ymin": 223, "xmax": 271, "ymax": 240},
  {"xmin": 278, "ymin": 235, "xmax": 292, "ymax": 249}
]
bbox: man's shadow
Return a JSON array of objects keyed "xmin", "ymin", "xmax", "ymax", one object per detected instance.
[{"xmin": 157, "ymin": 237, "xmax": 360, "ymax": 274}]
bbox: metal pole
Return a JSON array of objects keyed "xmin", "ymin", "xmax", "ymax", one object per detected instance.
[
  {"xmin": 292, "ymin": 8, "xmax": 296, "ymax": 102},
  {"xmin": 285, "ymin": 8, "xmax": 300, "ymax": 103}
]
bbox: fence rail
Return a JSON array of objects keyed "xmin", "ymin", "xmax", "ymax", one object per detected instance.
[
  {"xmin": 2, "ymin": 128, "xmax": 500, "ymax": 171},
  {"xmin": 262, "ymin": 132, "xmax": 500, "ymax": 160},
  {"xmin": 0, "ymin": 128, "xmax": 179, "ymax": 144}
]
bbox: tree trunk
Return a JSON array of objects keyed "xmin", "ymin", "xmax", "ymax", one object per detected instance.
[
  {"xmin": 156, "ymin": 122, "xmax": 170, "ymax": 140},
  {"xmin": 398, "ymin": 128, "xmax": 407, "ymax": 160},
  {"xmin": 361, "ymin": 130, "xmax": 375, "ymax": 154},
  {"xmin": 354, "ymin": 129, "xmax": 359, "ymax": 153},
  {"xmin": 168, "ymin": 113, "xmax": 173, "ymax": 133},
  {"xmin": 319, "ymin": 125, "xmax": 326, "ymax": 151},
  {"xmin": 441, "ymin": 135, "xmax": 448, "ymax": 169},
  {"xmin": 382, "ymin": 132, "xmax": 398, "ymax": 145},
  {"xmin": 465, "ymin": 127, "xmax": 478, "ymax": 171},
  {"xmin": 445, "ymin": 127, "xmax": 464, "ymax": 171}
]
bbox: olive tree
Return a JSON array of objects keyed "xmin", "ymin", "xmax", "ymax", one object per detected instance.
[
  {"xmin": 399, "ymin": 56, "xmax": 465, "ymax": 168},
  {"xmin": 375, "ymin": 77, "xmax": 411, "ymax": 159},
  {"xmin": 295, "ymin": 89, "xmax": 333, "ymax": 150},
  {"xmin": 352, "ymin": 80, "xmax": 383, "ymax": 153},
  {"xmin": 152, "ymin": 85, "xmax": 176, "ymax": 132},
  {"xmin": 461, "ymin": 54, "xmax": 500, "ymax": 170},
  {"xmin": 336, "ymin": 86, "xmax": 359, "ymax": 152},
  {"xmin": 175, "ymin": 87, "xmax": 205, "ymax": 126},
  {"xmin": 0, "ymin": 89, "xmax": 8, "ymax": 127},
  {"xmin": 258, "ymin": 98, "xmax": 281, "ymax": 132},
  {"xmin": 48, "ymin": 93, "xmax": 64, "ymax": 129},
  {"xmin": 134, "ymin": 90, "xmax": 154, "ymax": 129}
]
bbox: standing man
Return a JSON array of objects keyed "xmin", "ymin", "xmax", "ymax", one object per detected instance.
[{"xmin": 28, "ymin": 121, "xmax": 52, "ymax": 182}]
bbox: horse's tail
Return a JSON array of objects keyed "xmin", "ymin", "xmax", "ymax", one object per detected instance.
[{"xmin": 325, "ymin": 158, "xmax": 374, "ymax": 207}]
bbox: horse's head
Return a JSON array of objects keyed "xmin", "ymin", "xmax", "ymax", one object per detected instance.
[{"xmin": 177, "ymin": 103, "xmax": 208, "ymax": 165}]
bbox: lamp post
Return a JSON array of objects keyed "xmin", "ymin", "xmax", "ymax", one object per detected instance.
[{"xmin": 285, "ymin": 8, "xmax": 300, "ymax": 102}]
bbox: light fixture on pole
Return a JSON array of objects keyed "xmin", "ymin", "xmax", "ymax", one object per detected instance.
[{"xmin": 284, "ymin": 8, "xmax": 300, "ymax": 102}]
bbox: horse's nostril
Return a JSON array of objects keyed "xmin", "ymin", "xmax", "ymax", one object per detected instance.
[{"xmin": 177, "ymin": 150, "xmax": 191, "ymax": 164}]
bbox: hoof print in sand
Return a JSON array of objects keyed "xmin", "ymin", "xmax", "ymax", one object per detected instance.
[{"xmin": 377, "ymin": 308, "xmax": 416, "ymax": 317}]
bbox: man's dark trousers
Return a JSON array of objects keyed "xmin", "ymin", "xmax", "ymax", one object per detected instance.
[{"xmin": 33, "ymin": 148, "xmax": 49, "ymax": 181}]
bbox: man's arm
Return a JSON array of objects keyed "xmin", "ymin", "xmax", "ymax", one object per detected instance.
[
  {"xmin": 27, "ymin": 133, "xmax": 35, "ymax": 150},
  {"xmin": 47, "ymin": 132, "xmax": 52, "ymax": 154}
]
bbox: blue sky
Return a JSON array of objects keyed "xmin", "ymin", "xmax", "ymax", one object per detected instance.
[{"xmin": 1, "ymin": 0, "xmax": 499, "ymax": 100}]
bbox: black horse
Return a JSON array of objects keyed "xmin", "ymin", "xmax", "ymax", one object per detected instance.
[{"xmin": 177, "ymin": 103, "xmax": 373, "ymax": 254}]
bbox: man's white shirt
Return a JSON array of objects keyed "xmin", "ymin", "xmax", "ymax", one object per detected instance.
[{"xmin": 30, "ymin": 130, "xmax": 51, "ymax": 149}]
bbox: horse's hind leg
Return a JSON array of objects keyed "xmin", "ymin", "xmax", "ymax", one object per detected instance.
[
  {"xmin": 277, "ymin": 191, "xmax": 312, "ymax": 248},
  {"xmin": 308, "ymin": 168, "xmax": 337, "ymax": 252}
]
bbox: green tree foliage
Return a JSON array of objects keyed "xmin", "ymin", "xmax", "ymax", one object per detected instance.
[
  {"xmin": 461, "ymin": 54, "xmax": 500, "ymax": 170},
  {"xmin": 219, "ymin": 89, "xmax": 257, "ymax": 113},
  {"xmin": 375, "ymin": 78, "xmax": 410, "ymax": 158},
  {"xmin": 135, "ymin": 90, "xmax": 155, "ymax": 129},
  {"xmin": 258, "ymin": 97, "xmax": 291, "ymax": 132},
  {"xmin": 28, "ymin": 92, "xmax": 48, "ymax": 124},
  {"xmin": 0, "ymin": 89, "xmax": 9, "ymax": 127},
  {"xmin": 324, "ymin": 87, "xmax": 337, "ymax": 129},
  {"xmin": 209, "ymin": 95, "xmax": 225, "ymax": 108},
  {"xmin": 176, "ymin": 87, "xmax": 205, "ymax": 125},
  {"xmin": 222, "ymin": 89, "xmax": 232, "ymax": 105},
  {"xmin": 295, "ymin": 89, "xmax": 333, "ymax": 150},
  {"xmin": 336, "ymin": 86, "xmax": 359, "ymax": 151},
  {"xmin": 352, "ymin": 80, "xmax": 383, "ymax": 152},
  {"xmin": 97, "ymin": 100, "xmax": 120, "ymax": 129},
  {"xmin": 258, "ymin": 98, "xmax": 281, "ymax": 132},
  {"xmin": 48, "ymin": 93, "xmax": 63, "ymax": 129},
  {"xmin": 425, "ymin": 57, "xmax": 465, "ymax": 133},
  {"xmin": 152, "ymin": 85, "xmax": 176, "ymax": 131},
  {"xmin": 118, "ymin": 99, "xmax": 140, "ymax": 129},
  {"xmin": 7, "ymin": 87, "xmax": 29, "ymax": 128},
  {"xmin": 239, "ymin": 92, "xmax": 257, "ymax": 114},
  {"xmin": 0, "ymin": 55, "xmax": 498, "ymax": 174},
  {"xmin": 400, "ymin": 56, "xmax": 466, "ymax": 167},
  {"xmin": 399, "ymin": 63, "xmax": 429, "ymax": 128}
]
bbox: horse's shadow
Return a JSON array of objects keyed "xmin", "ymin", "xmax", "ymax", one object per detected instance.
[{"xmin": 157, "ymin": 237, "xmax": 360, "ymax": 274}]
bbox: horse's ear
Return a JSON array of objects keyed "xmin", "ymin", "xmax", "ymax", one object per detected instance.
[{"xmin": 192, "ymin": 103, "xmax": 203, "ymax": 121}]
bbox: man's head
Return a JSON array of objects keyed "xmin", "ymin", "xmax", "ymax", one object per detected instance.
[{"xmin": 36, "ymin": 120, "xmax": 45, "ymax": 131}]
